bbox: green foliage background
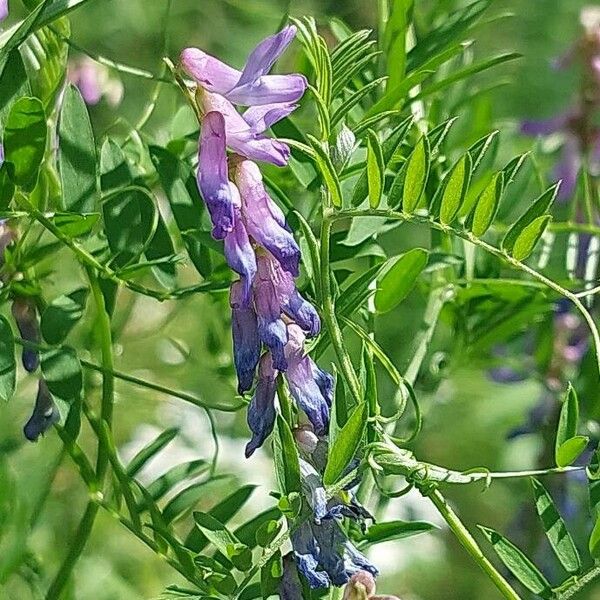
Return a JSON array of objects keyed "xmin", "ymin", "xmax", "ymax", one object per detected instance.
[{"xmin": 1, "ymin": 1, "xmax": 599, "ymax": 599}]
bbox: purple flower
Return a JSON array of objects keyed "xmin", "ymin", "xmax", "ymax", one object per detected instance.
[
  {"xmin": 285, "ymin": 325, "xmax": 332, "ymax": 435},
  {"xmin": 520, "ymin": 109, "xmax": 594, "ymax": 202},
  {"xmin": 290, "ymin": 460, "xmax": 378, "ymax": 589},
  {"xmin": 224, "ymin": 196, "xmax": 257, "ymax": 299},
  {"xmin": 23, "ymin": 379, "xmax": 59, "ymax": 442},
  {"xmin": 11, "ymin": 297, "xmax": 40, "ymax": 373},
  {"xmin": 254, "ymin": 253, "xmax": 289, "ymax": 370},
  {"xmin": 180, "ymin": 25, "xmax": 306, "ymax": 107},
  {"xmin": 201, "ymin": 91, "xmax": 292, "ymax": 166},
  {"xmin": 67, "ymin": 57, "xmax": 123, "ymax": 107},
  {"xmin": 233, "ymin": 158, "xmax": 300, "ymax": 276},
  {"xmin": 197, "ymin": 111, "xmax": 235, "ymax": 239},
  {"xmin": 230, "ymin": 281, "xmax": 260, "ymax": 394},
  {"xmin": 245, "ymin": 352, "xmax": 277, "ymax": 457},
  {"xmin": 0, "ymin": 0, "xmax": 7, "ymax": 22}
]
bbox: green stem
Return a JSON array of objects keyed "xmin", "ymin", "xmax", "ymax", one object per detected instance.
[
  {"xmin": 45, "ymin": 268, "xmax": 115, "ymax": 600},
  {"xmin": 15, "ymin": 195, "xmax": 171, "ymax": 301},
  {"xmin": 557, "ymin": 565, "xmax": 600, "ymax": 600},
  {"xmin": 319, "ymin": 214, "xmax": 362, "ymax": 403},
  {"xmin": 427, "ymin": 489, "xmax": 521, "ymax": 600}
]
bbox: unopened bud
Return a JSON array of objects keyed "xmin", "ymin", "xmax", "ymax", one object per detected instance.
[
  {"xmin": 343, "ymin": 571, "xmax": 377, "ymax": 600},
  {"xmin": 331, "ymin": 124, "xmax": 356, "ymax": 169},
  {"xmin": 11, "ymin": 297, "xmax": 40, "ymax": 372},
  {"xmin": 294, "ymin": 425, "xmax": 318, "ymax": 454}
]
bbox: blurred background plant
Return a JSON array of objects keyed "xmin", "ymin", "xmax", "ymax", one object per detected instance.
[{"xmin": 1, "ymin": 1, "xmax": 600, "ymax": 599}]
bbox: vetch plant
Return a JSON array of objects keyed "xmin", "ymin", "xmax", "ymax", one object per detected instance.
[{"xmin": 1, "ymin": 1, "xmax": 600, "ymax": 599}]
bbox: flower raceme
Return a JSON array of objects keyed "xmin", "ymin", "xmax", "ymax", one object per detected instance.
[{"xmin": 181, "ymin": 25, "xmax": 373, "ymax": 592}]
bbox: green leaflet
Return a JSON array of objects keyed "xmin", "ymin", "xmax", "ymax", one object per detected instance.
[
  {"xmin": 555, "ymin": 384, "xmax": 588, "ymax": 467},
  {"xmin": 502, "ymin": 183, "xmax": 558, "ymax": 254},
  {"xmin": 511, "ymin": 215, "xmax": 552, "ymax": 261},
  {"xmin": 41, "ymin": 288, "xmax": 88, "ymax": 345},
  {"xmin": 58, "ymin": 85, "xmax": 98, "ymax": 213},
  {"xmin": 362, "ymin": 519, "xmax": 437, "ymax": 546},
  {"xmin": 323, "ymin": 401, "xmax": 368, "ymax": 486},
  {"xmin": 0, "ymin": 316, "xmax": 16, "ymax": 402},
  {"xmin": 468, "ymin": 172, "xmax": 504, "ymax": 236},
  {"xmin": 402, "ymin": 137, "xmax": 430, "ymax": 213},
  {"xmin": 374, "ymin": 248, "xmax": 428, "ymax": 313},
  {"xmin": 193, "ymin": 512, "xmax": 252, "ymax": 571},
  {"xmin": 3, "ymin": 97, "xmax": 47, "ymax": 191},
  {"xmin": 273, "ymin": 414, "xmax": 301, "ymax": 494},
  {"xmin": 479, "ymin": 526, "xmax": 553, "ymax": 598},
  {"xmin": 366, "ymin": 129, "xmax": 384, "ymax": 209},
  {"xmin": 40, "ymin": 345, "xmax": 82, "ymax": 402},
  {"xmin": 306, "ymin": 134, "xmax": 343, "ymax": 207},
  {"xmin": 102, "ymin": 187, "xmax": 158, "ymax": 268},
  {"xmin": 531, "ymin": 478, "xmax": 581, "ymax": 574},
  {"xmin": 436, "ymin": 152, "xmax": 472, "ymax": 223}
]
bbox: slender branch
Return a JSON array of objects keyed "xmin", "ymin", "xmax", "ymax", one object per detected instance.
[
  {"xmin": 45, "ymin": 268, "xmax": 115, "ymax": 599},
  {"xmin": 427, "ymin": 489, "xmax": 521, "ymax": 600},
  {"xmin": 319, "ymin": 214, "xmax": 363, "ymax": 403},
  {"xmin": 337, "ymin": 208, "xmax": 600, "ymax": 375}
]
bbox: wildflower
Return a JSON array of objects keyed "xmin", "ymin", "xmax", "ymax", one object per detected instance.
[
  {"xmin": 0, "ymin": 0, "xmax": 7, "ymax": 22},
  {"xmin": 67, "ymin": 56, "xmax": 124, "ymax": 107},
  {"xmin": 232, "ymin": 158, "xmax": 300, "ymax": 276},
  {"xmin": 245, "ymin": 352, "xmax": 277, "ymax": 458},
  {"xmin": 11, "ymin": 297, "xmax": 40, "ymax": 373},
  {"xmin": 230, "ymin": 280, "xmax": 260, "ymax": 394},
  {"xmin": 180, "ymin": 25, "xmax": 306, "ymax": 107},
  {"xmin": 289, "ymin": 459, "xmax": 377, "ymax": 588},
  {"xmin": 23, "ymin": 379, "xmax": 59, "ymax": 442},
  {"xmin": 244, "ymin": 326, "xmax": 332, "ymax": 456},
  {"xmin": 284, "ymin": 324, "xmax": 332, "ymax": 435}
]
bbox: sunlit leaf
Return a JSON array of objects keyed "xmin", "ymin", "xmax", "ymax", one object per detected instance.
[
  {"xmin": 402, "ymin": 137, "xmax": 430, "ymax": 213},
  {"xmin": 58, "ymin": 85, "xmax": 98, "ymax": 213},
  {"xmin": 363, "ymin": 520, "xmax": 438, "ymax": 546},
  {"xmin": 375, "ymin": 248, "xmax": 428, "ymax": 313},
  {"xmin": 3, "ymin": 96, "xmax": 47, "ymax": 190},
  {"xmin": 323, "ymin": 401, "xmax": 367, "ymax": 486},
  {"xmin": 367, "ymin": 130, "xmax": 384, "ymax": 209}
]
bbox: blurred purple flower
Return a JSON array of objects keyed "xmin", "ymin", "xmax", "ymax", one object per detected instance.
[
  {"xmin": 11, "ymin": 297, "xmax": 40, "ymax": 373},
  {"xmin": 67, "ymin": 57, "xmax": 123, "ymax": 107},
  {"xmin": 23, "ymin": 380, "xmax": 59, "ymax": 442},
  {"xmin": 180, "ymin": 25, "xmax": 306, "ymax": 106},
  {"xmin": 0, "ymin": 0, "xmax": 7, "ymax": 22},
  {"xmin": 520, "ymin": 108, "xmax": 600, "ymax": 201}
]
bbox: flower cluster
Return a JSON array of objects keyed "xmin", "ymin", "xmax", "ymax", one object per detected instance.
[
  {"xmin": 181, "ymin": 26, "xmax": 381, "ymax": 592},
  {"xmin": 181, "ymin": 27, "xmax": 335, "ymax": 457},
  {"xmin": 0, "ymin": 220, "xmax": 59, "ymax": 441}
]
